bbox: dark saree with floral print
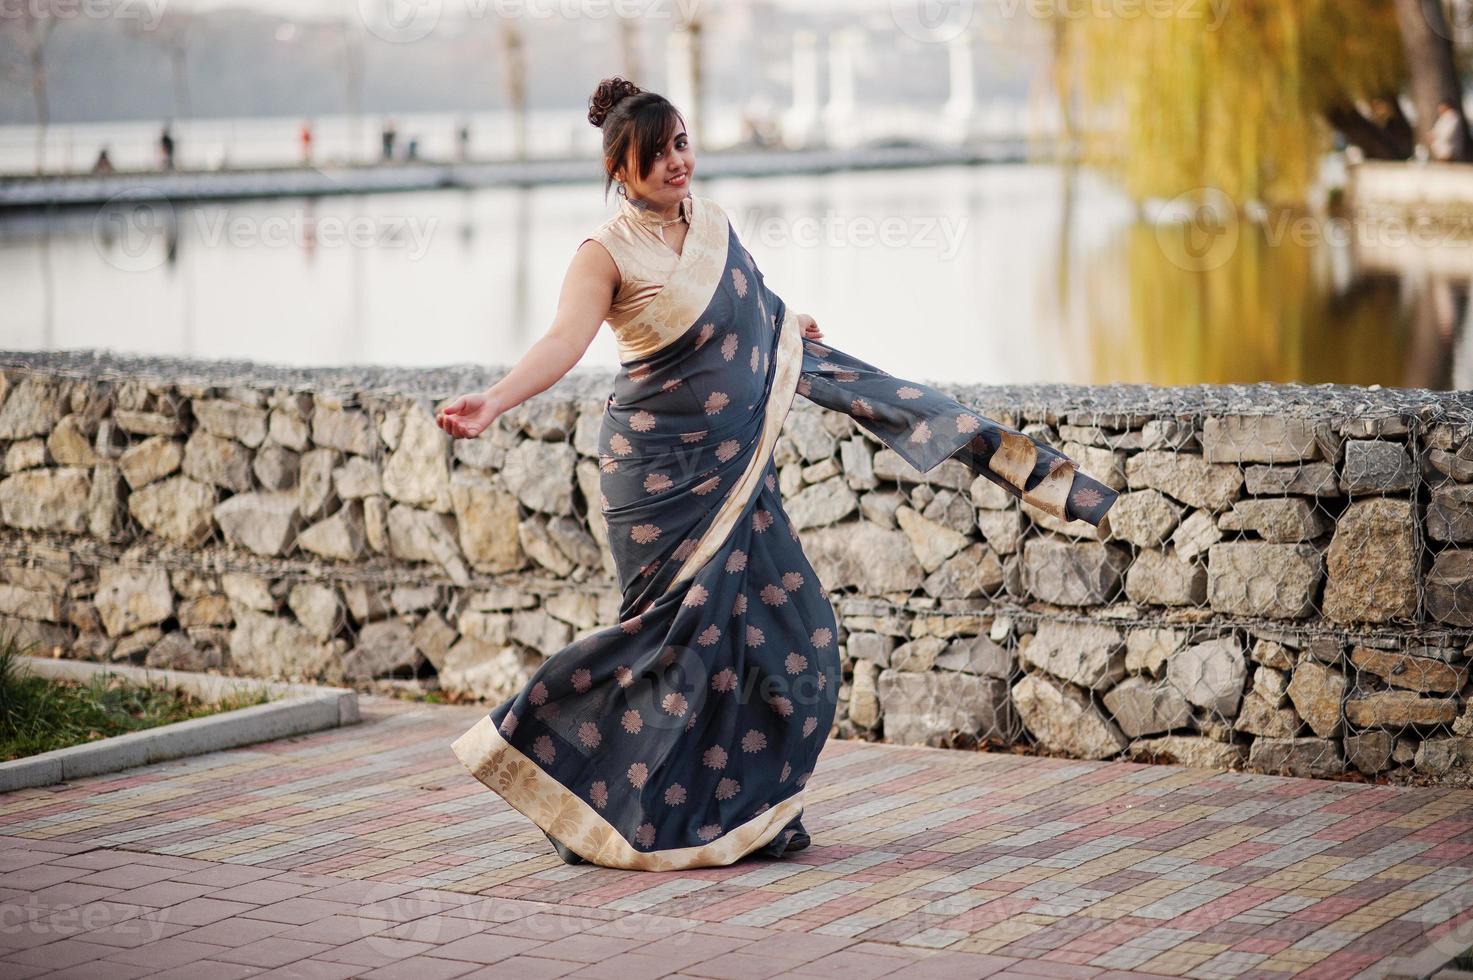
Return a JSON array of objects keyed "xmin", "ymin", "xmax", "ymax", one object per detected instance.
[{"xmin": 452, "ymin": 194, "xmax": 1119, "ymax": 871}]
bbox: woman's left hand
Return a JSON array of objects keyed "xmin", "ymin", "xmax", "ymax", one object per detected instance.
[{"xmin": 796, "ymin": 313, "xmax": 823, "ymax": 340}]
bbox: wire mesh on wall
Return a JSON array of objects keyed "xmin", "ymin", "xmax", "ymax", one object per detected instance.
[{"xmin": 2, "ymin": 349, "xmax": 1473, "ymax": 786}]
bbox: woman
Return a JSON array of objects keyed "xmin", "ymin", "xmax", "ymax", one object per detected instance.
[{"xmin": 437, "ymin": 78, "xmax": 1119, "ymax": 871}]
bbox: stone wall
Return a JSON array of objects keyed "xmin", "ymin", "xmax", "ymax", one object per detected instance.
[{"xmin": 4, "ymin": 350, "xmax": 1473, "ymax": 785}]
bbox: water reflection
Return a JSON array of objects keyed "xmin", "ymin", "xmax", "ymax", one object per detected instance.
[{"xmin": 0, "ymin": 164, "xmax": 1467, "ymax": 389}]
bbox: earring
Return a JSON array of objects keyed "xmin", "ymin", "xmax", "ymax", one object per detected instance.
[{"xmin": 615, "ymin": 182, "xmax": 627, "ymax": 197}]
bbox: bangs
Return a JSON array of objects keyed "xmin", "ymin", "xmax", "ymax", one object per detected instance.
[{"xmin": 629, "ymin": 104, "xmax": 685, "ymax": 181}]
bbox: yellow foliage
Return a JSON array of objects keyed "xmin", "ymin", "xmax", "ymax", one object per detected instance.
[{"xmin": 1059, "ymin": 0, "xmax": 1405, "ymax": 205}]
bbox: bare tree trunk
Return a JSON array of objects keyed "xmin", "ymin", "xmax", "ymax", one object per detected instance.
[
  {"xmin": 500, "ymin": 21, "xmax": 527, "ymax": 161},
  {"xmin": 30, "ymin": 43, "xmax": 48, "ymax": 174},
  {"xmin": 618, "ymin": 15, "xmax": 642, "ymax": 86},
  {"xmin": 1393, "ymin": 0, "xmax": 1471, "ymax": 160}
]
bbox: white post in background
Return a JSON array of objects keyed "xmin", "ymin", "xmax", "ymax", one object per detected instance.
[
  {"xmin": 781, "ymin": 30, "xmax": 819, "ymax": 150},
  {"xmin": 943, "ymin": 28, "xmax": 977, "ymax": 145},
  {"xmin": 822, "ymin": 28, "xmax": 861, "ymax": 150},
  {"xmin": 665, "ymin": 27, "xmax": 695, "ymax": 135}
]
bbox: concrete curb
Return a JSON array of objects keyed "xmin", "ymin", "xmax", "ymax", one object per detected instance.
[{"xmin": 0, "ymin": 658, "xmax": 359, "ymax": 793}]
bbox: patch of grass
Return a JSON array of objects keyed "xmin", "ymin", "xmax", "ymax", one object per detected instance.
[{"xmin": 0, "ymin": 633, "xmax": 270, "ymax": 762}]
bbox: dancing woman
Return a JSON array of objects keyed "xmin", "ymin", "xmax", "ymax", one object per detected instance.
[{"xmin": 436, "ymin": 77, "xmax": 1119, "ymax": 871}]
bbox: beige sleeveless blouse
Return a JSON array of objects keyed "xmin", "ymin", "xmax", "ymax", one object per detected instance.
[{"xmin": 581, "ymin": 191, "xmax": 698, "ymax": 355}]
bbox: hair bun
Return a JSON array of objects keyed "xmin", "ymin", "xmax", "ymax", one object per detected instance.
[{"xmin": 588, "ymin": 77, "xmax": 642, "ymax": 129}]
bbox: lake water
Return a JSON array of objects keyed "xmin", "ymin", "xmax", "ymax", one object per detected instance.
[{"xmin": 2, "ymin": 163, "xmax": 1469, "ymax": 389}]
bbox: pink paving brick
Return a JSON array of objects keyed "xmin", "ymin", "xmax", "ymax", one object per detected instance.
[{"xmin": 2, "ymin": 698, "xmax": 1471, "ymax": 980}]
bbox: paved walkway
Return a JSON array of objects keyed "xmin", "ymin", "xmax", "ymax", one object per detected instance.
[{"xmin": 2, "ymin": 699, "xmax": 1471, "ymax": 980}]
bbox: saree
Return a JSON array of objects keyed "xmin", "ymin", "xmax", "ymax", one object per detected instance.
[{"xmin": 451, "ymin": 194, "xmax": 1119, "ymax": 871}]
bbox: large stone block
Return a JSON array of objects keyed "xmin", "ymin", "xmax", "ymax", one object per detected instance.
[
  {"xmin": 1427, "ymin": 549, "xmax": 1473, "ymax": 627},
  {"xmin": 502, "ymin": 440, "xmax": 576, "ymax": 515},
  {"xmin": 1103, "ymin": 675, "xmax": 1194, "ymax": 738},
  {"xmin": 1244, "ymin": 462, "xmax": 1339, "ymax": 497},
  {"xmin": 229, "ymin": 608, "xmax": 344, "ymax": 682},
  {"xmin": 341, "ymin": 617, "xmax": 419, "ymax": 682},
  {"xmin": 1349, "ymin": 646, "xmax": 1467, "ymax": 695},
  {"xmin": 1125, "ymin": 450, "xmax": 1244, "ymax": 511},
  {"xmin": 182, "ymin": 430, "xmax": 254, "ymax": 493},
  {"xmin": 0, "ymin": 377, "xmax": 66, "ymax": 439},
  {"xmin": 1012, "ymin": 672, "xmax": 1128, "ymax": 759},
  {"xmin": 1125, "ymin": 549, "xmax": 1206, "ymax": 607},
  {"xmin": 297, "ymin": 500, "xmax": 367, "ymax": 561},
  {"xmin": 1322, "ymin": 499, "xmax": 1416, "ymax": 624},
  {"xmin": 119, "ymin": 436, "xmax": 183, "ymax": 489},
  {"xmin": 1248, "ymin": 737, "xmax": 1345, "ymax": 777},
  {"xmin": 1167, "ymin": 637, "xmax": 1246, "ymax": 718},
  {"xmin": 94, "ymin": 566, "xmax": 173, "ymax": 638},
  {"xmin": 1286, "ymin": 660, "xmax": 1346, "ymax": 738},
  {"xmin": 1106, "ymin": 489, "xmax": 1182, "ymax": 548},
  {"xmin": 1202, "ymin": 416, "xmax": 1323, "ymax": 463},
  {"xmin": 787, "ymin": 476, "xmax": 859, "ymax": 531},
  {"xmin": 800, "ymin": 523, "xmax": 923, "ymax": 594},
  {"xmin": 312, "ymin": 404, "xmax": 376, "ymax": 456},
  {"xmin": 1340, "ymin": 439, "xmax": 1413, "ymax": 493},
  {"xmin": 1344, "ymin": 691, "xmax": 1460, "ymax": 729},
  {"xmin": 214, "ymin": 490, "xmax": 302, "ymax": 557},
  {"xmin": 1427, "ymin": 484, "xmax": 1473, "ymax": 543},
  {"xmin": 1217, "ymin": 498, "xmax": 1328, "ymax": 542},
  {"xmin": 1020, "ymin": 620, "xmax": 1125, "ymax": 691},
  {"xmin": 879, "ymin": 669, "xmax": 1017, "ymax": 746},
  {"xmin": 1206, "ymin": 542, "xmax": 1322, "ymax": 619},
  {"xmin": 0, "ymin": 467, "xmax": 91, "ymax": 533},
  {"xmin": 1021, "ymin": 538, "xmax": 1129, "ymax": 607},
  {"xmin": 381, "ymin": 404, "xmax": 452, "ymax": 512},
  {"xmin": 450, "ymin": 470, "xmax": 525, "ymax": 573},
  {"xmin": 129, "ymin": 475, "xmax": 215, "ymax": 546},
  {"xmin": 192, "ymin": 398, "xmax": 268, "ymax": 448}
]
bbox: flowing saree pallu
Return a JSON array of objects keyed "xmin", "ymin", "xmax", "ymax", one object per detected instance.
[{"xmin": 452, "ymin": 195, "xmax": 1119, "ymax": 871}]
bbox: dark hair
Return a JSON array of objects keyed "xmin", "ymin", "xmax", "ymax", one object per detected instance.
[{"xmin": 587, "ymin": 76, "xmax": 685, "ymax": 200}]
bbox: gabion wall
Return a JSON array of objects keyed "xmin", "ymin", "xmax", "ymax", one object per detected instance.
[{"xmin": 3, "ymin": 350, "xmax": 1473, "ymax": 786}]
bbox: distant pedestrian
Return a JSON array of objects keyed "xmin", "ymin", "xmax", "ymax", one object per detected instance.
[
  {"xmin": 300, "ymin": 121, "xmax": 314, "ymax": 166},
  {"xmin": 407, "ymin": 137, "xmax": 420, "ymax": 162},
  {"xmin": 1429, "ymin": 101, "xmax": 1463, "ymax": 162},
  {"xmin": 457, "ymin": 122, "xmax": 471, "ymax": 162},
  {"xmin": 92, "ymin": 148, "xmax": 114, "ymax": 174},
  {"xmin": 381, "ymin": 121, "xmax": 398, "ymax": 162},
  {"xmin": 159, "ymin": 125, "xmax": 176, "ymax": 171}
]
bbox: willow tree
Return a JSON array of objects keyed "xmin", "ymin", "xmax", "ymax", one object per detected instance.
[{"xmin": 1056, "ymin": 0, "xmax": 1412, "ymax": 205}]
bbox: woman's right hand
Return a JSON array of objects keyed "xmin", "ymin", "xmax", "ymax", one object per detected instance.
[{"xmin": 436, "ymin": 391, "xmax": 500, "ymax": 439}]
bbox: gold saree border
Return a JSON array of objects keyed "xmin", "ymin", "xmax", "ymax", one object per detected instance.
[
  {"xmin": 451, "ymin": 714, "xmax": 806, "ymax": 871},
  {"xmin": 613, "ymin": 195, "xmax": 731, "ymax": 364},
  {"xmin": 989, "ymin": 429, "xmax": 1075, "ymax": 522},
  {"xmin": 664, "ymin": 307, "xmax": 804, "ymax": 595}
]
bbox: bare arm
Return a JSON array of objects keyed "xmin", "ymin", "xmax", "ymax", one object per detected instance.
[{"xmin": 436, "ymin": 240, "xmax": 619, "ymax": 438}]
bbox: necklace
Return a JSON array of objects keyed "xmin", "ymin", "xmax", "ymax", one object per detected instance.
[{"xmin": 622, "ymin": 191, "xmax": 693, "ymax": 244}]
